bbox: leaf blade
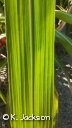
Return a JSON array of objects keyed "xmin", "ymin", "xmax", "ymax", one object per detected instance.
[{"xmin": 55, "ymin": 30, "xmax": 72, "ymax": 56}]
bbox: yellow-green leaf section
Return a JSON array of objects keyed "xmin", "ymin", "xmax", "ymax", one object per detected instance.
[{"xmin": 5, "ymin": 0, "xmax": 57, "ymax": 128}]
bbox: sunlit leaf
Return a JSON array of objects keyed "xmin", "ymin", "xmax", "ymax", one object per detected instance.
[
  {"xmin": 5, "ymin": 0, "xmax": 57, "ymax": 128},
  {"xmin": 56, "ymin": 5, "xmax": 67, "ymax": 12}
]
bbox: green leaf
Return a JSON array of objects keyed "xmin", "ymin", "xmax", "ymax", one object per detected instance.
[
  {"xmin": 0, "ymin": 0, "xmax": 4, "ymax": 3},
  {"xmin": 5, "ymin": 0, "xmax": 57, "ymax": 128},
  {"xmin": 55, "ymin": 30, "xmax": 72, "ymax": 56},
  {"xmin": 0, "ymin": 16, "xmax": 5, "ymax": 21},
  {"xmin": 0, "ymin": 58, "xmax": 7, "ymax": 71},
  {"xmin": 0, "ymin": 91, "xmax": 6, "ymax": 104},
  {"xmin": 55, "ymin": 54, "xmax": 71, "ymax": 86},
  {"xmin": 0, "ymin": 45, "xmax": 6, "ymax": 52},
  {"xmin": 55, "ymin": 10, "xmax": 72, "ymax": 24}
]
